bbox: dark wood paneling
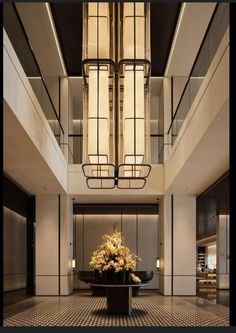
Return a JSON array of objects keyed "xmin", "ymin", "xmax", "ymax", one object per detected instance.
[
  {"xmin": 151, "ymin": 3, "xmax": 181, "ymax": 76},
  {"xmin": 197, "ymin": 173, "xmax": 229, "ymax": 240},
  {"xmin": 3, "ymin": 175, "xmax": 33, "ymax": 218},
  {"xmin": 50, "ymin": 3, "xmax": 83, "ymax": 76},
  {"xmin": 73, "ymin": 204, "xmax": 158, "ymax": 215}
]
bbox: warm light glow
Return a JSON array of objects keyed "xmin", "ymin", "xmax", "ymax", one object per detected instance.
[
  {"xmin": 123, "ymin": 3, "xmax": 145, "ymax": 58},
  {"xmin": 123, "ymin": 66, "xmax": 145, "ymax": 165},
  {"xmin": 82, "ymin": 3, "xmax": 151, "ymax": 188},
  {"xmin": 88, "ymin": 66, "xmax": 109, "ymax": 164},
  {"xmin": 28, "ymin": 76, "xmax": 41, "ymax": 79},
  {"xmin": 85, "ymin": 3, "xmax": 111, "ymax": 171},
  {"xmin": 72, "ymin": 259, "xmax": 76, "ymax": 269},
  {"xmin": 156, "ymin": 258, "xmax": 160, "ymax": 269},
  {"xmin": 88, "ymin": 3, "xmax": 109, "ymax": 58},
  {"xmin": 121, "ymin": 3, "xmax": 149, "ymax": 176}
]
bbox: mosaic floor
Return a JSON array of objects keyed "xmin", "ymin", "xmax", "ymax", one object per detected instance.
[{"xmin": 4, "ymin": 291, "xmax": 229, "ymax": 327}]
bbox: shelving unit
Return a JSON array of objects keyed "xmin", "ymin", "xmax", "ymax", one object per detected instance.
[
  {"xmin": 196, "ymin": 272, "xmax": 216, "ymax": 296},
  {"xmin": 197, "ymin": 246, "xmax": 205, "ymax": 268}
]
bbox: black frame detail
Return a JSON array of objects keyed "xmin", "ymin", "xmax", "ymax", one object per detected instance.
[
  {"xmin": 167, "ymin": 3, "xmax": 220, "ymax": 137},
  {"xmin": 81, "ymin": 3, "xmax": 152, "ymax": 190}
]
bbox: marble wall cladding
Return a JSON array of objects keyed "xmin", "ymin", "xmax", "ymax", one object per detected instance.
[
  {"xmin": 217, "ymin": 214, "xmax": 230, "ymax": 289},
  {"xmin": 3, "ymin": 206, "xmax": 27, "ymax": 292},
  {"xmin": 74, "ymin": 212, "xmax": 159, "ymax": 289}
]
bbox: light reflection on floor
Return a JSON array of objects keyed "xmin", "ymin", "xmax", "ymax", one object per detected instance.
[
  {"xmin": 196, "ymin": 289, "xmax": 229, "ymax": 307},
  {"xmin": 4, "ymin": 291, "xmax": 229, "ymax": 327}
]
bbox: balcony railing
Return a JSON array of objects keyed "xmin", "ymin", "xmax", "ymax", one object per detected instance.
[
  {"xmin": 3, "ymin": 3, "xmax": 64, "ymax": 146},
  {"xmin": 168, "ymin": 3, "xmax": 229, "ymax": 145}
]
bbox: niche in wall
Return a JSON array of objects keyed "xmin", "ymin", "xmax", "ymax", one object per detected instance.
[
  {"xmin": 73, "ymin": 205, "xmax": 160, "ymax": 290},
  {"xmin": 3, "ymin": 207, "xmax": 27, "ymax": 292}
]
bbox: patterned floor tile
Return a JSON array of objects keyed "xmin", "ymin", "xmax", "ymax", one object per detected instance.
[{"xmin": 3, "ymin": 292, "xmax": 229, "ymax": 327}]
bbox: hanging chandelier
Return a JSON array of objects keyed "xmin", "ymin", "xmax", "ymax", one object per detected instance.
[{"xmin": 82, "ymin": 2, "xmax": 151, "ymax": 189}]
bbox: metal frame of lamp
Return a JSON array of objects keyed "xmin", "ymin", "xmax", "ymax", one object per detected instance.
[{"xmin": 82, "ymin": 2, "xmax": 151, "ymax": 189}]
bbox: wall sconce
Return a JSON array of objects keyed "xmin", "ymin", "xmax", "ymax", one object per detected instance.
[
  {"xmin": 72, "ymin": 258, "xmax": 76, "ymax": 270},
  {"xmin": 156, "ymin": 257, "xmax": 160, "ymax": 270},
  {"xmin": 82, "ymin": 2, "xmax": 151, "ymax": 189}
]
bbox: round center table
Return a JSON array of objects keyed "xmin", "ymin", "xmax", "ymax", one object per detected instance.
[{"xmin": 89, "ymin": 283, "xmax": 150, "ymax": 315}]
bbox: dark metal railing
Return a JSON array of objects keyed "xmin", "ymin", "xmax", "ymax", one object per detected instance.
[
  {"xmin": 167, "ymin": 3, "xmax": 228, "ymax": 145},
  {"xmin": 4, "ymin": 3, "xmax": 64, "ymax": 140}
]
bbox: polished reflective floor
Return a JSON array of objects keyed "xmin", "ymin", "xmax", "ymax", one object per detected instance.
[
  {"xmin": 196, "ymin": 290, "xmax": 229, "ymax": 307},
  {"xmin": 4, "ymin": 291, "xmax": 229, "ymax": 327},
  {"xmin": 4, "ymin": 288, "xmax": 31, "ymax": 307}
]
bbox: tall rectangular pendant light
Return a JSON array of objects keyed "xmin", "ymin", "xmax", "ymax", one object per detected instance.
[
  {"xmin": 82, "ymin": 3, "xmax": 115, "ymax": 188},
  {"xmin": 118, "ymin": 3, "xmax": 151, "ymax": 189},
  {"xmin": 82, "ymin": 2, "xmax": 151, "ymax": 189}
]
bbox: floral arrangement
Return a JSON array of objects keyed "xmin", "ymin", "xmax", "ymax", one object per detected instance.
[{"xmin": 89, "ymin": 228, "xmax": 141, "ymax": 283}]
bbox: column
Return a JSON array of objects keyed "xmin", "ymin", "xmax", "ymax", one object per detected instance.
[
  {"xmin": 216, "ymin": 214, "xmax": 229, "ymax": 289},
  {"xmin": 36, "ymin": 194, "xmax": 73, "ymax": 295},
  {"xmin": 60, "ymin": 195, "xmax": 73, "ymax": 295},
  {"xmin": 159, "ymin": 194, "xmax": 196, "ymax": 295},
  {"xmin": 60, "ymin": 77, "xmax": 72, "ymax": 163},
  {"xmin": 163, "ymin": 77, "xmax": 172, "ymax": 162},
  {"xmin": 159, "ymin": 194, "xmax": 172, "ymax": 295}
]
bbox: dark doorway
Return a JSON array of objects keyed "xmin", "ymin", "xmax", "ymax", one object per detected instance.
[{"xmin": 3, "ymin": 175, "xmax": 35, "ymax": 307}]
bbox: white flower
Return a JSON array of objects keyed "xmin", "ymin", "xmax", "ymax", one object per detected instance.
[{"xmin": 131, "ymin": 273, "xmax": 141, "ymax": 284}]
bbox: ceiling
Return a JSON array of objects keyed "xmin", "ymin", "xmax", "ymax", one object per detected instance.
[
  {"xmin": 50, "ymin": 2, "xmax": 181, "ymax": 76},
  {"xmin": 197, "ymin": 173, "xmax": 229, "ymax": 240}
]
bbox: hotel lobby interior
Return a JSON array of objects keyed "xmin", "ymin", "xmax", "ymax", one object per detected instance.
[{"xmin": 2, "ymin": 1, "xmax": 231, "ymax": 328}]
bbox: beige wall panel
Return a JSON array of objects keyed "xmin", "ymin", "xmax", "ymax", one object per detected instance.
[
  {"xmin": 36, "ymin": 195, "xmax": 73, "ymax": 294},
  {"xmin": 173, "ymin": 195, "xmax": 196, "ymax": 276},
  {"xmin": 83, "ymin": 215, "xmax": 121, "ymax": 270},
  {"xmin": 173, "ymin": 276, "xmax": 196, "ymax": 295},
  {"xmin": 74, "ymin": 214, "xmax": 88, "ymax": 289},
  {"xmin": 159, "ymin": 195, "xmax": 172, "ymax": 276},
  {"xmin": 60, "ymin": 274, "xmax": 73, "ymax": 295},
  {"xmin": 159, "ymin": 275, "xmax": 171, "ymax": 296},
  {"xmin": 121, "ymin": 215, "xmax": 137, "ymax": 255},
  {"xmin": 36, "ymin": 195, "xmax": 59, "ymax": 276},
  {"xmin": 74, "ymin": 211, "xmax": 159, "ymax": 289},
  {"xmin": 60, "ymin": 195, "xmax": 73, "ymax": 276},
  {"xmin": 75, "ymin": 215, "xmax": 84, "ymax": 270},
  {"xmin": 138, "ymin": 215, "xmax": 157, "ymax": 271},
  {"xmin": 3, "ymin": 30, "xmax": 67, "ymax": 194},
  {"xmin": 36, "ymin": 276, "xmax": 59, "ymax": 295}
]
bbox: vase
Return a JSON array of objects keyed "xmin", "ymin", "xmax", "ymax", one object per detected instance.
[
  {"xmin": 125, "ymin": 270, "xmax": 131, "ymax": 284},
  {"xmin": 112, "ymin": 270, "xmax": 119, "ymax": 284},
  {"xmin": 118, "ymin": 270, "xmax": 126, "ymax": 284},
  {"xmin": 111, "ymin": 270, "xmax": 126, "ymax": 284},
  {"xmin": 101, "ymin": 270, "xmax": 108, "ymax": 284},
  {"xmin": 94, "ymin": 269, "xmax": 101, "ymax": 283},
  {"xmin": 107, "ymin": 269, "xmax": 115, "ymax": 284}
]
